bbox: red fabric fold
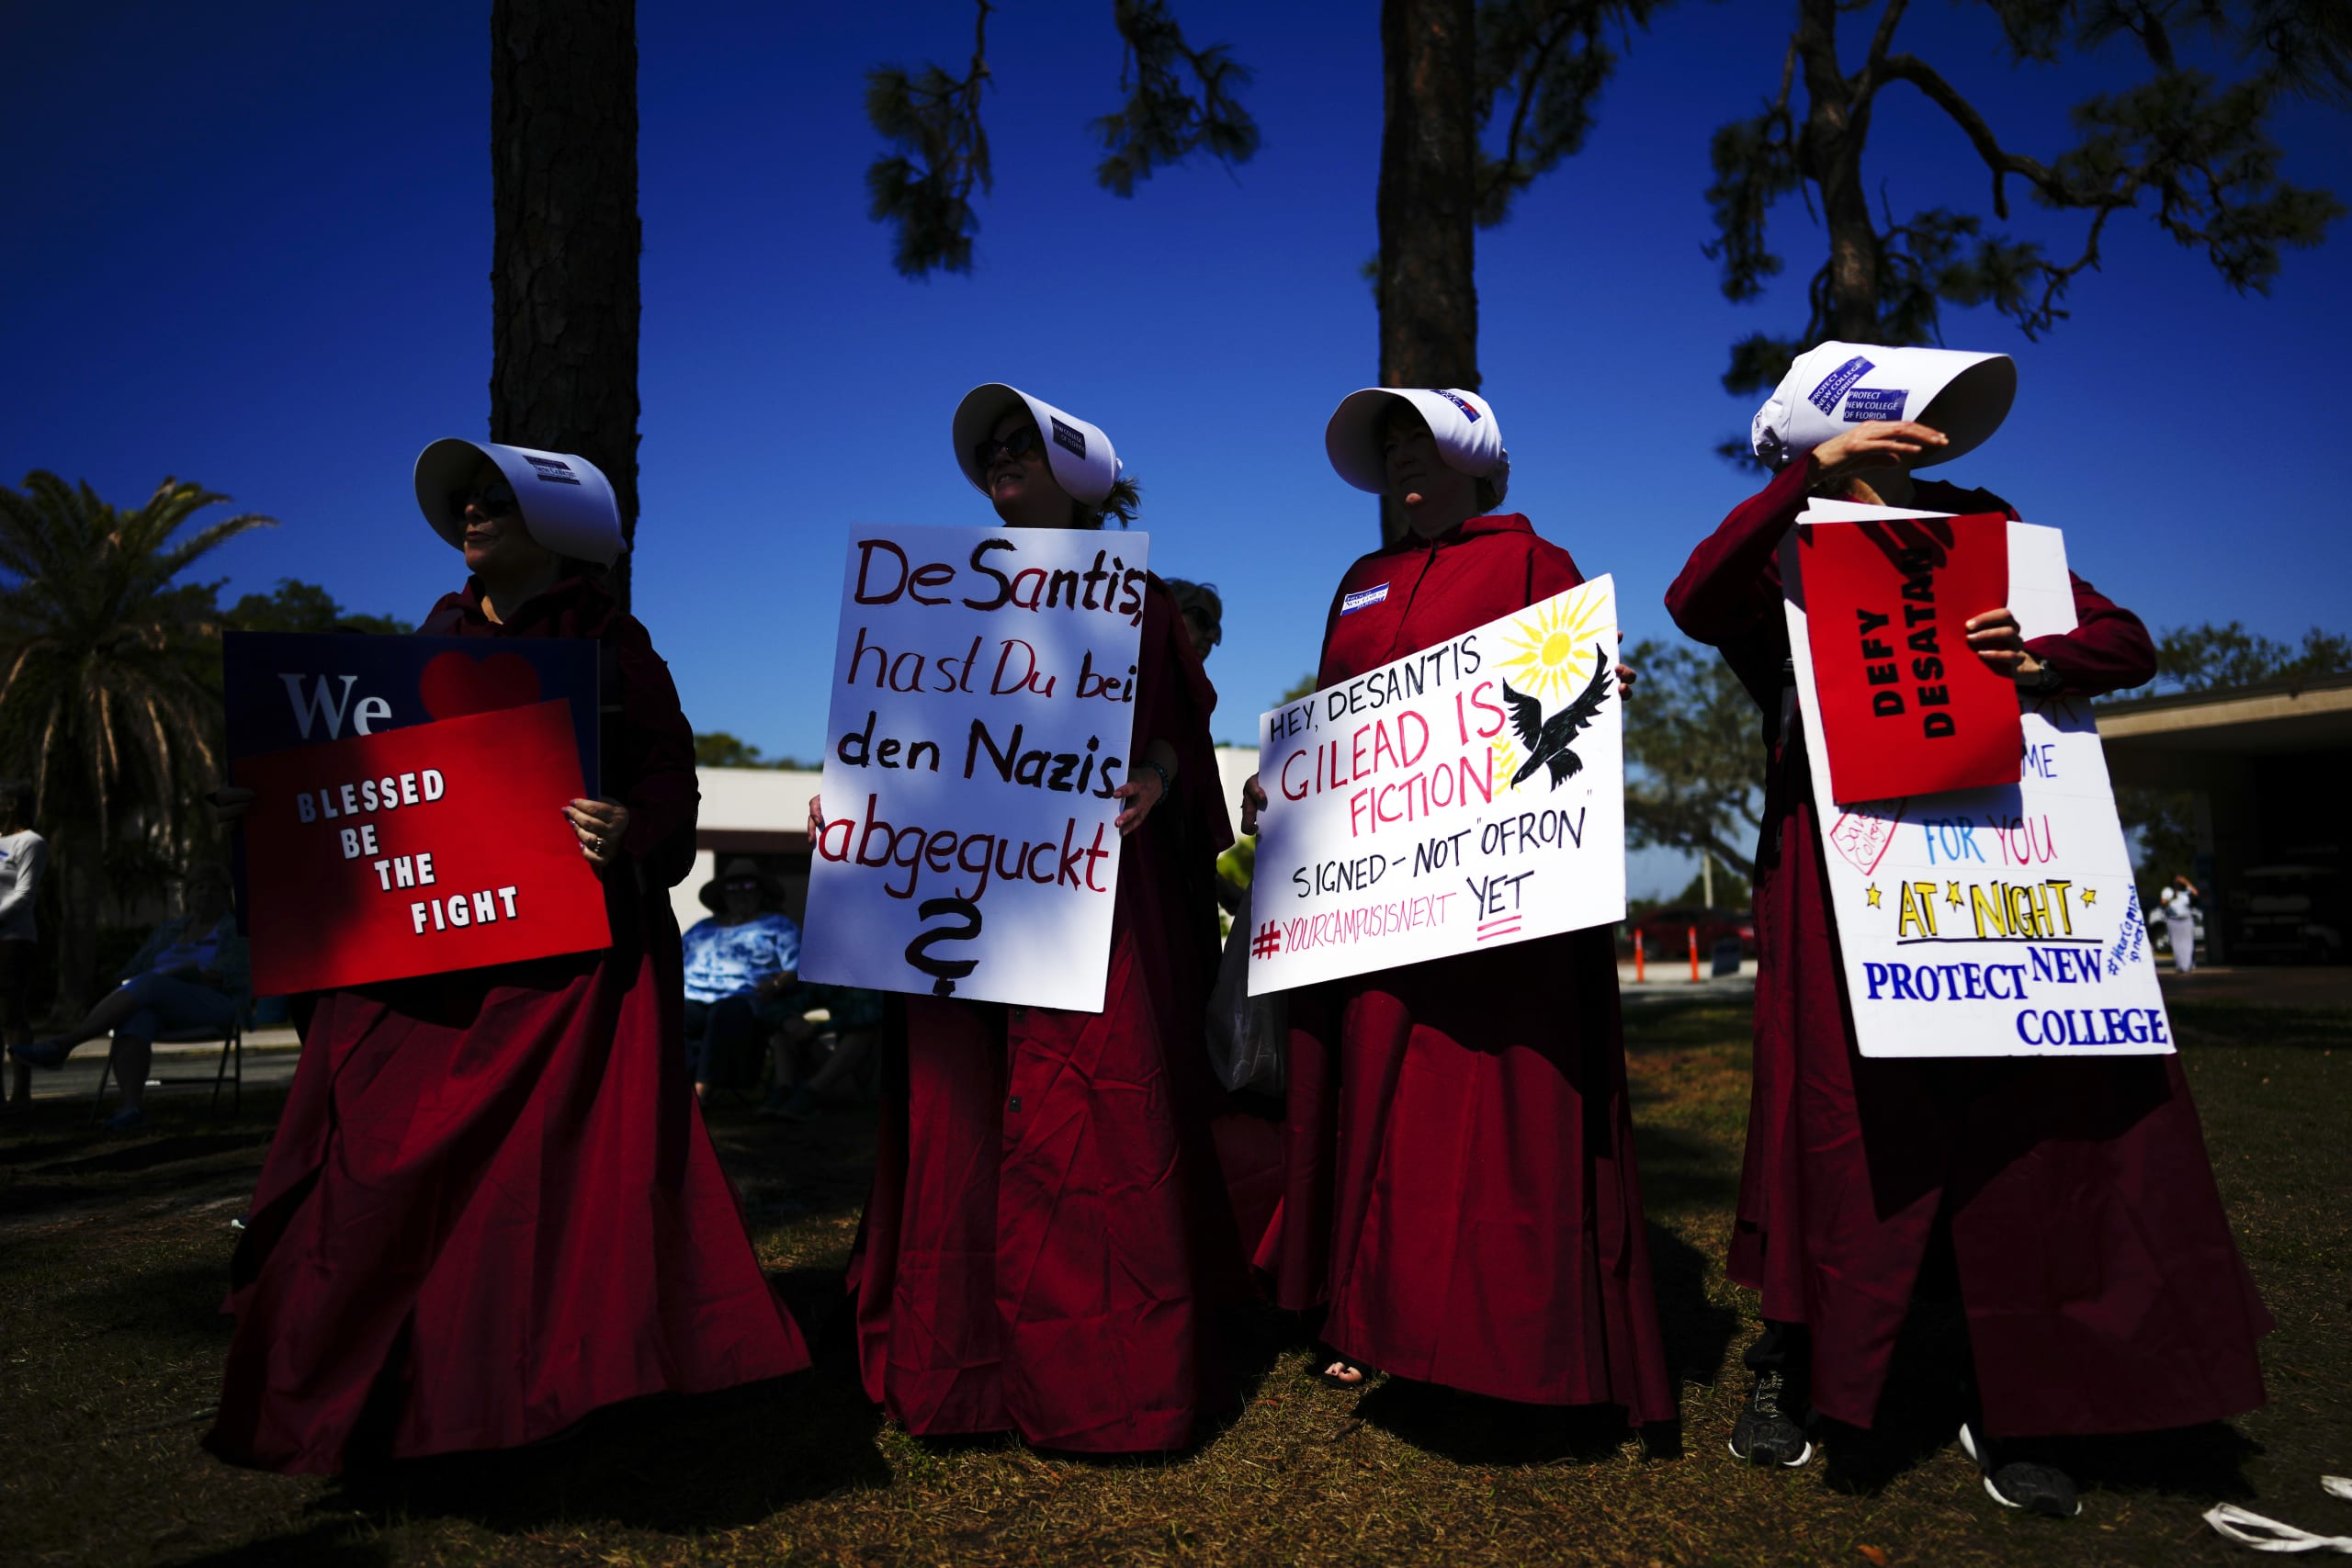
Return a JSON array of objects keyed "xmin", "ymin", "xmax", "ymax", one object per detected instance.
[
  {"xmin": 207, "ymin": 576, "xmax": 808, "ymax": 1475},
  {"xmin": 1668, "ymin": 471, "xmax": 2269, "ymax": 1438}
]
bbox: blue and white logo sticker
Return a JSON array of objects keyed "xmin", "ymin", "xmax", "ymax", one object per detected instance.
[
  {"xmin": 1807, "ymin": 355, "xmax": 1874, "ymax": 414},
  {"xmin": 1340, "ymin": 582, "xmax": 1391, "ymax": 615},
  {"xmin": 1429, "ymin": 389, "xmax": 1482, "ymax": 423},
  {"xmin": 1842, "ymin": 387, "xmax": 1908, "ymax": 422}
]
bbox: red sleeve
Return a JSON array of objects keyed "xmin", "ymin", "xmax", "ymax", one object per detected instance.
[
  {"xmin": 1527, "ymin": 536, "xmax": 1585, "ymax": 601},
  {"xmin": 1665, "ymin": 457, "xmax": 1815, "ymax": 647},
  {"xmin": 2030, "ymin": 572, "xmax": 2156, "ymax": 700},
  {"xmin": 610, "ymin": 620, "xmax": 700, "ymax": 863}
]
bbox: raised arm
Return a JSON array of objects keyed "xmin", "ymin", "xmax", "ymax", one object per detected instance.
[{"xmin": 1665, "ymin": 458, "xmax": 1812, "ymax": 647}]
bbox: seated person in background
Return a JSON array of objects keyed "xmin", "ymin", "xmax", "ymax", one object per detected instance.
[
  {"xmin": 763, "ymin": 984, "xmax": 884, "ymax": 1122},
  {"xmin": 679, "ymin": 857, "xmax": 801, "ymax": 1100},
  {"xmin": 10, "ymin": 863, "xmax": 246, "ymax": 1131}
]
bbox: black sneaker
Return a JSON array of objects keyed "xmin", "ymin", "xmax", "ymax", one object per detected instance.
[
  {"xmin": 1959, "ymin": 1420, "xmax": 2080, "ymax": 1517},
  {"xmin": 1729, "ymin": 1369, "xmax": 1813, "ymax": 1467}
]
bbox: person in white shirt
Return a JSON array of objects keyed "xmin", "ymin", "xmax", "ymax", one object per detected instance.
[
  {"xmin": 2160, "ymin": 874, "xmax": 2200, "ymax": 975},
  {"xmin": 0, "ymin": 781, "xmax": 48, "ymax": 1112}
]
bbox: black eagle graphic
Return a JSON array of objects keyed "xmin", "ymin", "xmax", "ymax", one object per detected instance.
[{"xmin": 1503, "ymin": 646, "xmax": 1612, "ymax": 789}]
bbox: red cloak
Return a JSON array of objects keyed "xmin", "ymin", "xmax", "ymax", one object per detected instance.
[
  {"xmin": 207, "ymin": 576, "xmax": 809, "ymax": 1475},
  {"xmin": 845, "ymin": 577, "xmax": 1247, "ymax": 1453},
  {"xmin": 1261, "ymin": 514, "xmax": 1676, "ymax": 1421},
  {"xmin": 1665, "ymin": 460, "xmax": 2270, "ymax": 1438}
]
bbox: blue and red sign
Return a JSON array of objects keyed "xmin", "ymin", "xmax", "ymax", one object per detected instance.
[
  {"xmin": 222, "ymin": 631, "xmax": 600, "ymax": 794},
  {"xmin": 222, "ymin": 631, "xmax": 606, "ymax": 991}
]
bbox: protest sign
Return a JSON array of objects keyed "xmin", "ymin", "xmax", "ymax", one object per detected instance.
[
  {"xmin": 1248, "ymin": 577, "xmax": 1625, "ymax": 995},
  {"xmin": 800, "ymin": 525, "xmax": 1151, "ymax": 1012},
  {"xmin": 233, "ymin": 698, "xmax": 612, "ymax": 995},
  {"xmin": 1795, "ymin": 512, "xmax": 2021, "ymax": 803},
  {"xmin": 223, "ymin": 631, "xmax": 601, "ymax": 795},
  {"xmin": 1787, "ymin": 503, "xmax": 2170, "ymax": 1057}
]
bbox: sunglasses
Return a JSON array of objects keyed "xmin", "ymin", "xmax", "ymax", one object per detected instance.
[
  {"xmin": 972, "ymin": 423, "xmax": 1043, "ymax": 477},
  {"xmin": 723, "ymin": 878, "xmax": 762, "ymax": 891},
  {"xmin": 447, "ymin": 482, "xmax": 520, "ymax": 523}
]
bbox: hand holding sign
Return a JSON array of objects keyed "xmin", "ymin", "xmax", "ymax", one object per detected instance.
[{"xmin": 1962, "ymin": 607, "xmax": 2047, "ymax": 685}]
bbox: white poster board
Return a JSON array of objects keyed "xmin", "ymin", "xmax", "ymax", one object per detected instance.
[
  {"xmin": 801, "ymin": 524, "xmax": 1149, "ymax": 1012},
  {"xmin": 1249, "ymin": 577, "xmax": 1626, "ymax": 994},
  {"xmin": 1787, "ymin": 502, "xmax": 2170, "ymax": 1057}
]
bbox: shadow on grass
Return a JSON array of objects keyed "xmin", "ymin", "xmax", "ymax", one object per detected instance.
[
  {"xmin": 170, "ymin": 1520, "xmax": 392, "ymax": 1568},
  {"xmin": 1355, "ymin": 1377, "xmax": 1642, "ymax": 1466},
  {"xmin": 1648, "ymin": 1221, "xmax": 1738, "ymax": 1392},
  {"xmin": 1631, "ymin": 1122, "xmax": 1742, "ymax": 1216},
  {"xmin": 33, "ymin": 1131, "xmax": 271, "ymax": 1178},
  {"xmin": 55, "ymin": 1258, "xmax": 237, "ymax": 1348}
]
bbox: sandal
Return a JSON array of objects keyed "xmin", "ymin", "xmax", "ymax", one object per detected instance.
[{"xmin": 1311, "ymin": 1349, "xmax": 1382, "ymax": 1390}]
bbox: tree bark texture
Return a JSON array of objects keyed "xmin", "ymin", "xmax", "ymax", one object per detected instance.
[
  {"xmin": 1796, "ymin": 0, "xmax": 1880, "ymax": 341},
  {"xmin": 1376, "ymin": 0, "xmax": 1479, "ymax": 541},
  {"xmin": 491, "ymin": 0, "xmax": 640, "ymax": 609}
]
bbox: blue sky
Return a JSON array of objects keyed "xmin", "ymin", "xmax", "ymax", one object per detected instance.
[{"xmin": 6, "ymin": 2, "xmax": 2346, "ymax": 896}]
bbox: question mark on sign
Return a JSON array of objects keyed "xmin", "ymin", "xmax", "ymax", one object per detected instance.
[{"xmin": 904, "ymin": 896, "xmax": 984, "ymax": 997}]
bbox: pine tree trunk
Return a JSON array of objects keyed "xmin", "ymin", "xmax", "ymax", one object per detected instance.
[
  {"xmin": 52, "ymin": 824, "xmax": 104, "ymax": 1018},
  {"xmin": 1375, "ymin": 0, "xmax": 1479, "ymax": 542},
  {"xmin": 1796, "ymin": 0, "xmax": 1880, "ymax": 341},
  {"xmin": 490, "ymin": 0, "xmax": 641, "ymax": 609}
]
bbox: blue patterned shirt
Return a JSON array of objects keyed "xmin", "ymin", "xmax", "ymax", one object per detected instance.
[{"xmin": 680, "ymin": 912, "xmax": 801, "ymax": 1004}]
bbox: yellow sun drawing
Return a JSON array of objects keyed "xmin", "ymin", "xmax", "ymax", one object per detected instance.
[{"xmin": 1489, "ymin": 586, "xmax": 1612, "ymax": 788}]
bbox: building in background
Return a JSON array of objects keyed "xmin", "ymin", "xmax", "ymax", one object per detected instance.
[{"xmin": 2100, "ymin": 672, "xmax": 2352, "ymax": 965}]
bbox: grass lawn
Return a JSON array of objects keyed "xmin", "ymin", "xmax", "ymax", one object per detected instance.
[{"xmin": 1, "ymin": 995, "xmax": 2345, "ymax": 1567}]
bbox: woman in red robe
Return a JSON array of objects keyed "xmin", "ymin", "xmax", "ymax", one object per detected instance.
[
  {"xmin": 831, "ymin": 385, "xmax": 1243, "ymax": 1453},
  {"xmin": 1245, "ymin": 388, "xmax": 1675, "ymax": 1427},
  {"xmin": 206, "ymin": 441, "xmax": 809, "ymax": 1475},
  {"xmin": 1667, "ymin": 343, "xmax": 2269, "ymax": 1516}
]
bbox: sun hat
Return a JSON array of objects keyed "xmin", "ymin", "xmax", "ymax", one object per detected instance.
[
  {"xmin": 1325, "ymin": 388, "xmax": 1510, "ymax": 505},
  {"xmin": 951, "ymin": 384, "xmax": 1121, "ymax": 507},
  {"xmin": 1750, "ymin": 342, "xmax": 2016, "ymax": 471},
  {"xmin": 697, "ymin": 856, "xmax": 786, "ymax": 915},
  {"xmin": 413, "ymin": 439, "xmax": 625, "ymax": 567}
]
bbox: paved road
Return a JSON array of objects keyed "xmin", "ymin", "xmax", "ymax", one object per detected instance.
[{"xmin": 23, "ymin": 1028, "xmax": 304, "ymax": 1107}]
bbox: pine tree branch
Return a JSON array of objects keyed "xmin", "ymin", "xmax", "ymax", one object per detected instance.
[
  {"xmin": 1876, "ymin": 52, "xmax": 2070, "ymax": 220},
  {"xmin": 1857, "ymin": 0, "xmax": 1909, "ymax": 90},
  {"xmin": 1093, "ymin": 0, "xmax": 1259, "ymax": 197},
  {"xmin": 1496, "ymin": 15, "xmax": 1577, "ymax": 197}
]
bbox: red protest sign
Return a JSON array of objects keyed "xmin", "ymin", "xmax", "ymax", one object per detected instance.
[
  {"xmin": 1797, "ymin": 513, "xmax": 2021, "ymax": 805},
  {"xmin": 234, "ymin": 698, "xmax": 611, "ymax": 995}
]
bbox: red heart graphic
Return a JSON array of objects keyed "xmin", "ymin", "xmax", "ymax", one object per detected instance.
[{"xmin": 418, "ymin": 650, "xmax": 544, "ymax": 720}]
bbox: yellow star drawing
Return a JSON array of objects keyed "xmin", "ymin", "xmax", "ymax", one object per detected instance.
[
  {"xmin": 2082, "ymin": 886, "xmax": 2098, "ymax": 906},
  {"xmin": 1865, "ymin": 884, "xmax": 1883, "ymax": 908},
  {"xmin": 1946, "ymin": 881, "xmax": 1964, "ymax": 908}
]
